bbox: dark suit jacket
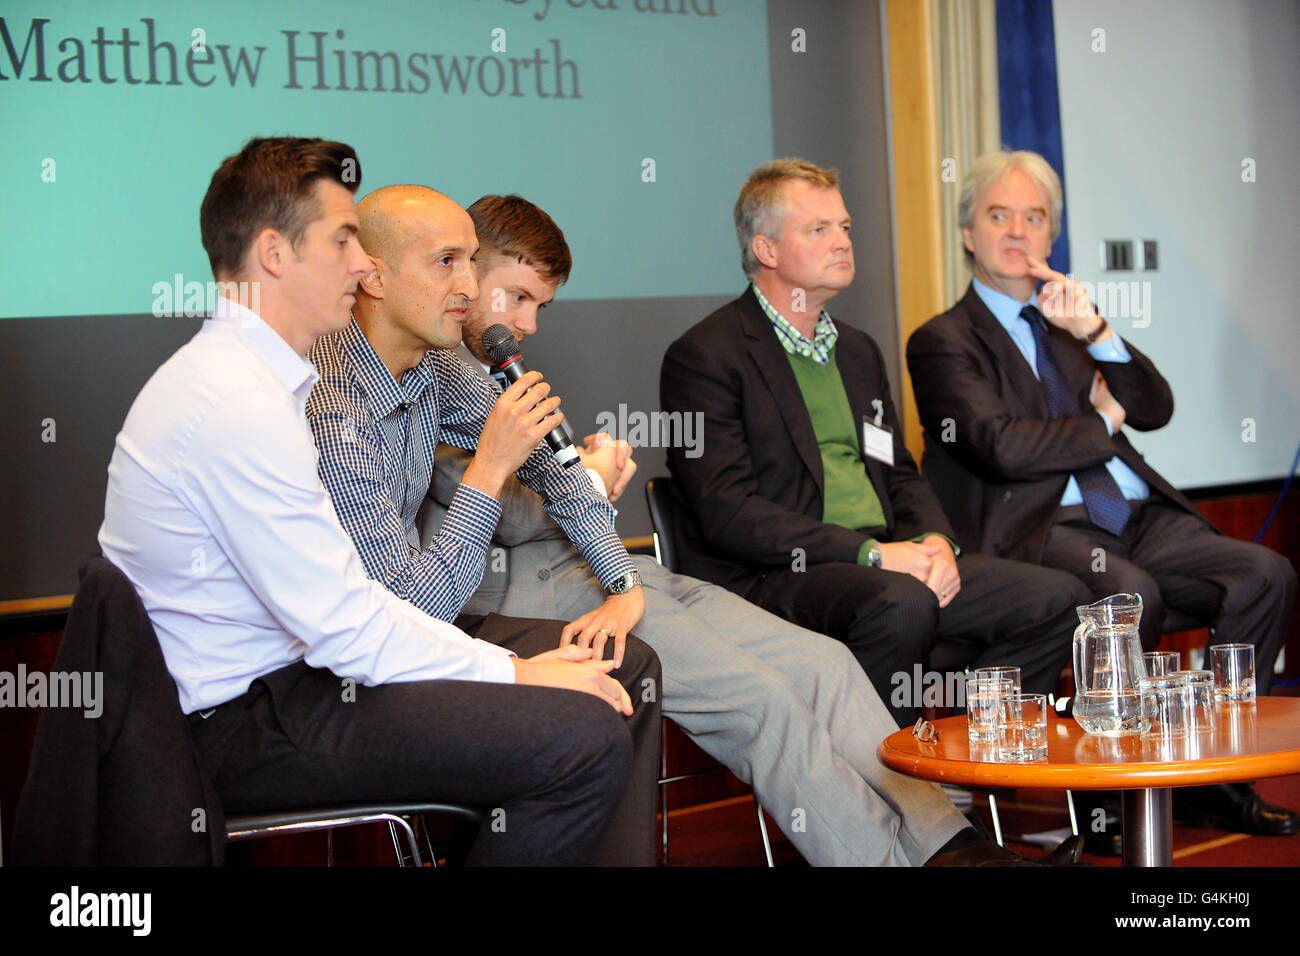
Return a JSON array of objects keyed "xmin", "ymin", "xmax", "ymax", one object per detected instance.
[
  {"xmin": 905, "ymin": 283, "xmax": 1208, "ymax": 563},
  {"xmin": 12, "ymin": 557, "xmax": 225, "ymax": 866},
  {"xmin": 660, "ymin": 287, "xmax": 955, "ymax": 596}
]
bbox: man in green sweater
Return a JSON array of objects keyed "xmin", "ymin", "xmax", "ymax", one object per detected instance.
[{"xmin": 661, "ymin": 159, "xmax": 1086, "ymax": 726}]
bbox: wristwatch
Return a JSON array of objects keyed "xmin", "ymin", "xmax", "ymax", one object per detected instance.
[
  {"xmin": 1080, "ymin": 315, "xmax": 1109, "ymax": 344},
  {"xmin": 605, "ymin": 569, "xmax": 642, "ymax": 595},
  {"xmin": 867, "ymin": 543, "xmax": 883, "ymax": 568}
]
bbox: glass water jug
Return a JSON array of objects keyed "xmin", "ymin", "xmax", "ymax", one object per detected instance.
[{"xmin": 1072, "ymin": 593, "xmax": 1150, "ymax": 736}]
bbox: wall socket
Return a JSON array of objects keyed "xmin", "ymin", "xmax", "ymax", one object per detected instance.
[
  {"xmin": 1100, "ymin": 239, "xmax": 1134, "ymax": 271},
  {"xmin": 1141, "ymin": 239, "xmax": 1158, "ymax": 270},
  {"xmin": 1100, "ymin": 238, "xmax": 1159, "ymax": 271}
]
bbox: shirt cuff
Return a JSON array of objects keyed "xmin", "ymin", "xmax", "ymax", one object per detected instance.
[
  {"xmin": 476, "ymin": 644, "xmax": 518, "ymax": 684},
  {"xmin": 912, "ymin": 531, "xmax": 961, "ymax": 557},
  {"xmin": 584, "ymin": 466, "xmax": 609, "ymax": 499},
  {"xmin": 583, "ymin": 531, "xmax": 637, "ymax": 591},
  {"xmin": 1088, "ymin": 334, "xmax": 1131, "ymax": 363},
  {"xmin": 1098, "ymin": 409, "xmax": 1115, "ymax": 436},
  {"xmin": 441, "ymin": 482, "xmax": 503, "ymax": 553}
]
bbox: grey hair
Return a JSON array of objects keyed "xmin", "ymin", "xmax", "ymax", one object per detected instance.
[
  {"xmin": 958, "ymin": 150, "xmax": 1063, "ymax": 266},
  {"xmin": 734, "ymin": 158, "xmax": 839, "ymax": 278}
]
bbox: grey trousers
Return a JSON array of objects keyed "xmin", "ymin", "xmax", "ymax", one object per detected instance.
[{"xmin": 482, "ymin": 549, "xmax": 969, "ymax": 866}]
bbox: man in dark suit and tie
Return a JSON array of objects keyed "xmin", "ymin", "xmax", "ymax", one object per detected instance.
[
  {"xmin": 661, "ymin": 158, "xmax": 1085, "ymax": 727},
  {"xmin": 906, "ymin": 149, "xmax": 1298, "ymax": 837}
]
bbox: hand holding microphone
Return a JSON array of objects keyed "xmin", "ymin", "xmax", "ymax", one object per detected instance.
[
  {"xmin": 481, "ymin": 324, "xmax": 579, "ymax": 468},
  {"xmin": 461, "ymin": 325, "xmax": 579, "ymax": 500}
]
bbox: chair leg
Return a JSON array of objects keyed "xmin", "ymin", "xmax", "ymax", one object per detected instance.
[
  {"xmin": 988, "ymin": 793, "xmax": 1004, "ymax": 846},
  {"xmin": 385, "ymin": 817, "xmax": 424, "ymax": 867},
  {"xmin": 1066, "ymin": 790, "xmax": 1079, "ymax": 836},
  {"xmin": 755, "ymin": 801, "xmax": 774, "ymax": 868},
  {"xmin": 417, "ymin": 815, "xmax": 440, "ymax": 868},
  {"xmin": 387, "ymin": 820, "xmax": 405, "ymax": 866},
  {"xmin": 660, "ymin": 779, "xmax": 671, "ymax": 866}
]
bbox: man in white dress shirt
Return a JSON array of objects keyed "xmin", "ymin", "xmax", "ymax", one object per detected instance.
[{"xmin": 98, "ymin": 137, "xmax": 635, "ymax": 865}]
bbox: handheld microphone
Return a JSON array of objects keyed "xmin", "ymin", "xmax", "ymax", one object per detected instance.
[{"xmin": 482, "ymin": 324, "xmax": 580, "ymax": 468}]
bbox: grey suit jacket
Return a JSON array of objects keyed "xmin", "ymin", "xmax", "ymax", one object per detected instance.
[{"xmin": 417, "ymin": 345, "xmax": 606, "ymax": 619}]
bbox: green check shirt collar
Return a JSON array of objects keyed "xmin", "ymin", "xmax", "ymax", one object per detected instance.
[{"xmin": 752, "ymin": 283, "xmax": 838, "ymax": 365}]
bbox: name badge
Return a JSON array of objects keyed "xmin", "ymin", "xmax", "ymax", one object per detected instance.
[{"xmin": 862, "ymin": 415, "xmax": 895, "ymax": 466}]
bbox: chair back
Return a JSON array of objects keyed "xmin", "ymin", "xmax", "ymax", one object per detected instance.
[
  {"xmin": 12, "ymin": 556, "xmax": 226, "ymax": 865},
  {"xmin": 644, "ymin": 477, "xmax": 680, "ymax": 573}
]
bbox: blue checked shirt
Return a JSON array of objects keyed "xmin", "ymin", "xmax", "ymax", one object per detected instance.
[{"xmin": 306, "ymin": 319, "xmax": 634, "ymax": 623}]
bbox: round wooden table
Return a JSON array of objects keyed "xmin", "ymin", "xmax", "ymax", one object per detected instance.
[{"xmin": 878, "ymin": 696, "xmax": 1300, "ymax": 866}]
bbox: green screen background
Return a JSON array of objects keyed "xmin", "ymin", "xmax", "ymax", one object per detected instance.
[{"xmin": 2, "ymin": 0, "xmax": 772, "ymax": 317}]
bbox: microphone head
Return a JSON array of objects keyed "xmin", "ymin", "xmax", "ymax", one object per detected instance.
[{"xmin": 482, "ymin": 324, "xmax": 521, "ymax": 366}]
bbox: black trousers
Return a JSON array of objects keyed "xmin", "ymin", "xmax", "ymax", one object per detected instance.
[
  {"xmin": 189, "ymin": 613, "xmax": 661, "ymax": 865},
  {"xmin": 1042, "ymin": 500, "xmax": 1297, "ymax": 694},
  {"xmin": 749, "ymin": 554, "xmax": 1086, "ymax": 726}
]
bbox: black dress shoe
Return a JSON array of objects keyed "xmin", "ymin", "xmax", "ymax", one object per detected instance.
[
  {"xmin": 1174, "ymin": 783, "xmax": 1300, "ymax": 836},
  {"xmin": 1038, "ymin": 834, "xmax": 1089, "ymax": 866},
  {"xmin": 924, "ymin": 841, "xmax": 1040, "ymax": 867}
]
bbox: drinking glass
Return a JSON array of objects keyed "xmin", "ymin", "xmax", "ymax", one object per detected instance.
[
  {"xmin": 1140, "ymin": 674, "xmax": 1192, "ymax": 737},
  {"xmin": 974, "ymin": 666, "xmax": 1021, "ymax": 694},
  {"xmin": 1210, "ymin": 644, "xmax": 1255, "ymax": 702},
  {"xmin": 997, "ymin": 693, "xmax": 1048, "ymax": 761},
  {"xmin": 1173, "ymin": 669, "xmax": 1216, "ymax": 732},
  {"xmin": 1142, "ymin": 651, "xmax": 1180, "ymax": 677},
  {"xmin": 966, "ymin": 676, "xmax": 1012, "ymax": 742}
]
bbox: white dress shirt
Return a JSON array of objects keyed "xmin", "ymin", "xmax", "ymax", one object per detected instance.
[{"xmin": 99, "ymin": 297, "xmax": 515, "ymax": 714}]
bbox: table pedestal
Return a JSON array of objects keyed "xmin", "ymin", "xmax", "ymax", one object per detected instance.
[{"xmin": 1121, "ymin": 788, "xmax": 1172, "ymax": 867}]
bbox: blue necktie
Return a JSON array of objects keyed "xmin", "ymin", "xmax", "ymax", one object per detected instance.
[{"xmin": 1021, "ymin": 305, "xmax": 1131, "ymax": 536}]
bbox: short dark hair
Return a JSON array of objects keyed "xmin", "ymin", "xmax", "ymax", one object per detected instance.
[
  {"xmin": 466, "ymin": 194, "xmax": 572, "ymax": 284},
  {"xmin": 199, "ymin": 137, "xmax": 361, "ymax": 279}
]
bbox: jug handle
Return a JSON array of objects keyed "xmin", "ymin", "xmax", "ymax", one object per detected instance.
[{"xmin": 1071, "ymin": 615, "xmax": 1096, "ymax": 699}]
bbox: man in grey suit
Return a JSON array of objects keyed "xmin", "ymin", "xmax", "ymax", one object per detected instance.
[{"xmin": 405, "ymin": 193, "xmax": 1083, "ymax": 866}]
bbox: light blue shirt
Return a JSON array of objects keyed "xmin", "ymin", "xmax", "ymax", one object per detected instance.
[{"xmin": 971, "ymin": 278, "xmax": 1150, "ymax": 505}]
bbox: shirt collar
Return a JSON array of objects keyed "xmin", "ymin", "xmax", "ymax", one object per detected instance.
[
  {"xmin": 337, "ymin": 316, "xmax": 435, "ymax": 418},
  {"xmin": 971, "ymin": 277, "xmax": 1036, "ymax": 337},
  {"xmin": 751, "ymin": 282, "xmax": 838, "ymax": 364},
  {"xmin": 211, "ymin": 295, "xmax": 318, "ymax": 404}
]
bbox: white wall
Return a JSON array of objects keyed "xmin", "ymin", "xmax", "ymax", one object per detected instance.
[{"xmin": 1053, "ymin": 0, "xmax": 1299, "ymax": 489}]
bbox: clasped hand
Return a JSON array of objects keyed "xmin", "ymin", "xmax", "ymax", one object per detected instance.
[
  {"xmin": 877, "ymin": 535, "xmax": 961, "ymax": 608},
  {"xmin": 514, "ymin": 644, "xmax": 633, "ymax": 715},
  {"xmin": 576, "ymin": 432, "xmax": 637, "ymax": 502}
]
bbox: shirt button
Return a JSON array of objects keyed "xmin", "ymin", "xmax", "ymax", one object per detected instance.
[
  {"xmin": 538, "ymin": 569, "xmax": 550, "ymax": 581},
  {"xmin": 1002, "ymin": 491, "xmax": 1013, "ymax": 502}
]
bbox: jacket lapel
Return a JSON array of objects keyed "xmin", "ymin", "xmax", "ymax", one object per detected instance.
[
  {"xmin": 963, "ymin": 285, "xmax": 1052, "ymax": 417},
  {"xmin": 736, "ymin": 290, "xmax": 824, "ymax": 492}
]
